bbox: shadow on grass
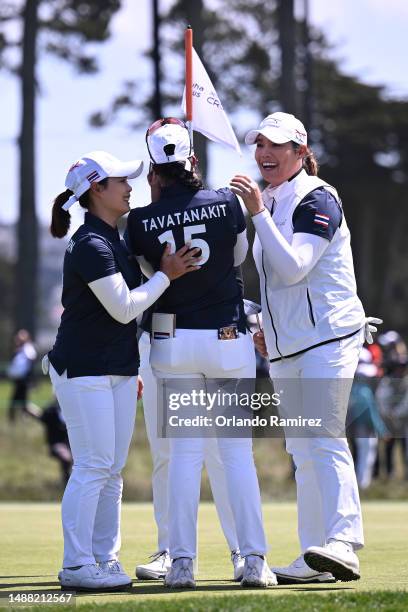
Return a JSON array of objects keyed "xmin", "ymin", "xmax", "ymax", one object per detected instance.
[
  {"xmin": 0, "ymin": 582, "xmax": 61, "ymax": 590},
  {"xmin": 0, "ymin": 575, "xmax": 56, "ymax": 579},
  {"xmin": 0, "ymin": 577, "xmax": 354, "ymax": 601}
]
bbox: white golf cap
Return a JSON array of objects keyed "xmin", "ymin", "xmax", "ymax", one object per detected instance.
[
  {"xmin": 245, "ymin": 112, "xmax": 307, "ymax": 146},
  {"xmin": 63, "ymin": 151, "xmax": 143, "ymax": 211},
  {"xmin": 146, "ymin": 123, "xmax": 192, "ymax": 165}
]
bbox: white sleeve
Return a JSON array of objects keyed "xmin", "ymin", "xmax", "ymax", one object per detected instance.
[
  {"xmin": 252, "ymin": 209, "xmax": 329, "ymax": 285},
  {"xmin": 234, "ymin": 228, "xmax": 249, "ymax": 266},
  {"xmin": 135, "ymin": 255, "xmax": 155, "ymax": 279},
  {"xmin": 88, "ymin": 271, "xmax": 170, "ymax": 324}
]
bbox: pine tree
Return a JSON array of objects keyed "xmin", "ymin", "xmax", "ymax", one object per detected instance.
[{"xmin": 0, "ymin": 0, "xmax": 122, "ymax": 336}]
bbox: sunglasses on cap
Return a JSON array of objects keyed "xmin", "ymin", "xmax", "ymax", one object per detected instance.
[
  {"xmin": 145, "ymin": 117, "xmax": 192, "ymax": 165},
  {"xmin": 146, "ymin": 117, "xmax": 187, "ymax": 137}
]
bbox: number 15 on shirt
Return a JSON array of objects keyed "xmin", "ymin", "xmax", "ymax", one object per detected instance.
[{"xmin": 158, "ymin": 223, "xmax": 210, "ymax": 265}]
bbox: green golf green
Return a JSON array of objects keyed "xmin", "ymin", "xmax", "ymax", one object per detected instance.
[{"xmin": 0, "ymin": 502, "xmax": 407, "ymax": 610}]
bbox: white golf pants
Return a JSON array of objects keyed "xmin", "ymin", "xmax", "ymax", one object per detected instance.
[
  {"xmin": 149, "ymin": 328, "xmax": 268, "ymax": 560},
  {"xmin": 269, "ymin": 330, "xmax": 364, "ymax": 552},
  {"xmin": 139, "ymin": 331, "xmax": 239, "ymax": 553},
  {"xmin": 49, "ymin": 365, "xmax": 137, "ymax": 568}
]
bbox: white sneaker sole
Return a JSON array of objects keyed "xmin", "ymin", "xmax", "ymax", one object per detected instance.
[
  {"xmin": 136, "ymin": 567, "xmax": 167, "ymax": 580},
  {"xmin": 60, "ymin": 581, "xmax": 132, "ymax": 592},
  {"xmin": 164, "ymin": 580, "xmax": 196, "ymax": 589},
  {"xmin": 274, "ymin": 571, "xmax": 335, "ymax": 585},
  {"xmin": 304, "ymin": 550, "xmax": 360, "ymax": 582},
  {"xmin": 241, "ymin": 576, "xmax": 277, "ymax": 588}
]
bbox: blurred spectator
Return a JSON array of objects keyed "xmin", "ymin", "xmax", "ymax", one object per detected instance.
[
  {"xmin": 375, "ymin": 333, "xmax": 408, "ymax": 480},
  {"xmin": 377, "ymin": 331, "xmax": 408, "ymax": 374},
  {"xmin": 366, "ymin": 341, "xmax": 384, "ymax": 380},
  {"xmin": 26, "ymin": 399, "xmax": 72, "ymax": 487},
  {"xmin": 347, "ymin": 348, "xmax": 389, "ymax": 490},
  {"xmin": 7, "ymin": 329, "xmax": 37, "ymax": 423}
]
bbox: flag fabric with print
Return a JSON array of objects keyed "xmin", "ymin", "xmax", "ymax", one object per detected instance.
[
  {"xmin": 314, "ymin": 213, "xmax": 330, "ymax": 228},
  {"xmin": 182, "ymin": 48, "xmax": 241, "ymax": 155}
]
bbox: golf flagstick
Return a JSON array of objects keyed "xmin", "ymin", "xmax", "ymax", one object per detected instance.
[
  {"xmin": 185, "ymin": 25, "xmax": 199, "ymax": 577},
  {"xmin": 185, "ymin": 26, "xmax": 194, "ymax": 151}
]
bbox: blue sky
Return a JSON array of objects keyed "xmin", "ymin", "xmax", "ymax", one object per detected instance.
[{"xmin": 1, "ymin": 0, "xmax": 407, "ymax": 231}]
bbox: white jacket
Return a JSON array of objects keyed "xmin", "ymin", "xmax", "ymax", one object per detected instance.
[{"xmin": 252, "ymin": 170, "xmax": 366, "ymax": 361}]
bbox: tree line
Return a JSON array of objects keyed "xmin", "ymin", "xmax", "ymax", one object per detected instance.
[{"xmin": 0, "ymin": 0, "xmax": 407, "ymax": 360}]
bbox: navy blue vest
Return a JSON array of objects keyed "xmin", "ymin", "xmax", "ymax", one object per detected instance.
[{"xmin": 49, "ymin": 212, "xmax": 142, "ymax": 378}]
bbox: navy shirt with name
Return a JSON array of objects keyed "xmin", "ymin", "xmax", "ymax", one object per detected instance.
[
  {"xmin": 49, "ymin": 212, "xmax": 142, "ymax": 378},
  {"xmin": 292, "ymin": 187, "xmax": 342, "ymax": 241},
  {"xmin": 126, "ymin": 185, "xmax": 247, "ymax": 332}
]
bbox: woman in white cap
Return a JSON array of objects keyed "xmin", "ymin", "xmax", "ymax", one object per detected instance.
[
  {"xmin": 126, "ymin": 118, "xmax": 276, "ymax": 589},
  {"xmin": 231, "ymin": 113, "xmax": 381, "ymax": 584},
  {"xmin": 47, "ymin": 151, "xmax": 199, "ymax": 592}
]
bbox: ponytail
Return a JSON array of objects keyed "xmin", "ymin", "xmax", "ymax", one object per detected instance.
[
  {"xmin": 50, "ymin": 178, "xmax": 108, "ymax": 239},
  {"xmin": 291, "ymin": 142, "xmax": 319, "ymax": 176},
  {"xmin": 50, "ymin": 189, "xmax": 72, "ymax": 238},
  {"xmin": 302, "ymin": 147, "xmax": 319, "ymax": 176}
]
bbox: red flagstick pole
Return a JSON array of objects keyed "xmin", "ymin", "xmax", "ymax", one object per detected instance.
[
  {"xmin": 186, "ymin": 27, "xmax": 197, "ymax": 574},
  {"xmin": 185, "ymin": 26, "xmax": 193, "ymax": 145}
]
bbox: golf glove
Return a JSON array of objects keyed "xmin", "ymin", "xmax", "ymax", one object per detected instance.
[
  {"xmin": 364, "ymin": 317, "xmax": 383, "ymax": 344},
  {"xmin": 41, "ymin": 354, "xmax": 50, "ymax": 375}
]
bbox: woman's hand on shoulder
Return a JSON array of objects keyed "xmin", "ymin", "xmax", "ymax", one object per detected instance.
[
  {"xmin": 230, "ymin": 174, "xmax": 264, "ymax": 216},
  {"xmin": 159, "ymin": 242, "xmax": 201, "ymax": 281}
]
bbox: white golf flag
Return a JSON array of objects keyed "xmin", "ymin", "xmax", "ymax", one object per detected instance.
[{"xmin": 182, "ymin": 48, "xmax": 241, "ymax": 155}]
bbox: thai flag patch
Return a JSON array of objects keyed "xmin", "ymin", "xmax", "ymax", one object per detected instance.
[
  {"xmin": 87, "ymin": 170, "xmax": 100, "ymax": 182},
  {"xmin": 314, "ymin": 213, "xmax": 329, "ymax": 228}
]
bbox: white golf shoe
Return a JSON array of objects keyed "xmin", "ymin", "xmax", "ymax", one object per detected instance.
[
  {"xmin": 231, "ymin": 550, "xmax": 245, "ymax": 582},
  {"xmin": 304, "ymin": 540, "xmax": 360, "ymax": 582},
  {"xmin": 136, "ymin": 551, "xmax": 171, "ymax": 580},
  {"xmin": 98, "ymin": 560, "xmax": 132, "ymax": 588},
  {"xmin": 241, "ymin": 555, "xmax": 277, "ymax": 588},
  {"xmin": 164, "ymin": 557, "xmax": 195, "ymax": 589},
  {"xmin": 271, "ymin": 554, "xmax": 335, "ymax": 584},
  {"xmin": 58, "ymin": 564, "xmax": 112, "ymax": 591}
]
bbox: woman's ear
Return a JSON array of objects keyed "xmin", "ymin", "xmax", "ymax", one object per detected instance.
[
  {"xmin": 297, "ymin": 145, "xmax": 308, "ymax": 159},
  {"xmin": 147, "ymin": 168, "xmax": 160, "ymax": 187},
  {"xmin": 90, "ymin": 181, "xmax": 105, "ymax": 194}
]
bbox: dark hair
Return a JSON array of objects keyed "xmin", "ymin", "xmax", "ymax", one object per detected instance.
[
  {"xmin": 292, "ymin": 143, "xmax": 319, "ymax": 176},
  {"xmin": 50, "ymin": 178, "xmax": 109, "ymax": 238},
  {"xmin": 152, "ymin": 161, "xmax": 204, "ymax": 192}
]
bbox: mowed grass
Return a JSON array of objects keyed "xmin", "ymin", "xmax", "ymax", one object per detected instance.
[
  {"xmin": 0, "ymin": 502, "xmax": 407, "ymax": 611},
  {"xmin": 0, "ymin": 379, "xmax": 299, "ymax": 502},
  {"xmin": 1, "ymin": 379, "xmax": 407, "ymax": 503}
]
